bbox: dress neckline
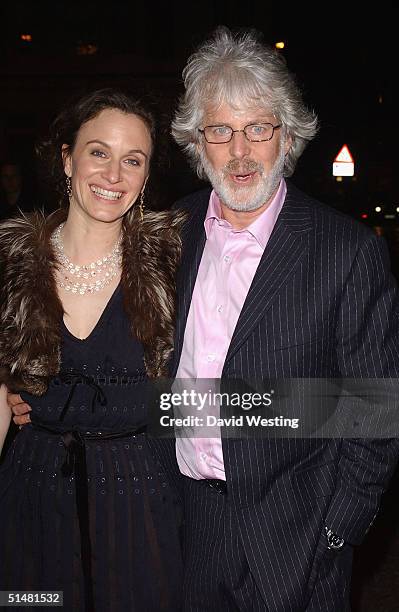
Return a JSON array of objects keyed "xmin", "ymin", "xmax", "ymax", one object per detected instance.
[{"xmin": 62, "ymin": 283, "xmax": 122, "ymax": 343}]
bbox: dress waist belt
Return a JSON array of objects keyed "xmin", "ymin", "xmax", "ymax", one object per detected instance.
[{"xmin": 31, "ymin": 423, "xmax": 147, "ymax": 612}]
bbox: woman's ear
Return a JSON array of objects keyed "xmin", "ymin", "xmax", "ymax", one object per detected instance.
[{"xmin": 62, "ymin": 144, "xmax": 72, "ymax": 177}]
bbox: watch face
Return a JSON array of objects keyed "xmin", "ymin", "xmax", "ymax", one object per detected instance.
[
  {"xmin": 325, "ymin": 527, "xmax": 345, "ymax": 550},
  {"xmin": 329, "ymin": 534, "xmax": 344, "ymax": 549}
]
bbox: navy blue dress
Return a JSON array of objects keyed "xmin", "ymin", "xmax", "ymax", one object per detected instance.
[{"xmin": 0, "ymin": 285, "xmax": 182, "ymax": 611}]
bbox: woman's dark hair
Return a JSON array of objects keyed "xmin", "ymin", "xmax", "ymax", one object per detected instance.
[{"xmin": 36, "ymin": 88, "xmax": 156, "ymax": 207}]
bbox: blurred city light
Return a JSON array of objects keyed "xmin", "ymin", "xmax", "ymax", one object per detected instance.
[
  {"xmin": 275, "ymin": 42, "xmax": 285, "ymax": 49},
  {"xmin": 20, "ymin": 34, "xmax": 32, "ymax": 42},
  {"xmin": 76, "ymin": 43, "xmax": 98, "ymax": 55},
  {"xmin": 375, "ymin": 206, "xmax": 382, "ymax": 212}
]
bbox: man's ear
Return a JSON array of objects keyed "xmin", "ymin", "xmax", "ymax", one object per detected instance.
[
  {"xmin": 62, "ymin": 144, "xmax": 72, "ymax": 177},
  {"xmin": 284, "ymin": 133, "xmax": 293, "ymax": 157}
]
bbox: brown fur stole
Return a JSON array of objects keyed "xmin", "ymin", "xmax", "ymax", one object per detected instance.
[{"xmin": 0, "ymin": 206, "xmax": 186, "ymax": 394}]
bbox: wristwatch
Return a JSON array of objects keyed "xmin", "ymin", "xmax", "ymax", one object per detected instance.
[{"xmin": 325, "ymin": 526, "xmax": 345, "ymax": 550}]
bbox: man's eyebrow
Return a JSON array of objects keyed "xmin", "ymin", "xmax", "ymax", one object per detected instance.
[
  {"xmin": 245, "ymin": 117, "xmax": 277, "ymax": 124},
  {"xmin": 85, "ymin": 140, "xmax": 148, "ymax": 158},
  {"xmin": 206, "ymin": 117, "xmax": 276, "ymax": 126}
]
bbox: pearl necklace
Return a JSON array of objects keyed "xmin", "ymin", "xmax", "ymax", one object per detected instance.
[{"xmin": 51, "ymin": 223, "xmax": 122, "ymax": 295}]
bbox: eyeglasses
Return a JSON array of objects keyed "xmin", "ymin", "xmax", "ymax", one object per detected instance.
[{"xmin": 198, "ymin": 123, "xmax": 282, "ymax": 144}]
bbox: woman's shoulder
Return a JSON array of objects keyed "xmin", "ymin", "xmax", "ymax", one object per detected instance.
[
  {"xmin": 0, "ymin": 209, "xmax": 66, "ymax": 260},
  {"xmin": 122, "ymin": 206, "xmax": 187, "ymax": 270},
  {"xmin": 125, "ymin": 206, "xmax": 188, "ymax": 240}
]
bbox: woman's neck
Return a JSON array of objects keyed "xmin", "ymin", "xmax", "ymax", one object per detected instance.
[{"xmin": 61, "ymin": 210, "xmax": 123, "ymax": 264}]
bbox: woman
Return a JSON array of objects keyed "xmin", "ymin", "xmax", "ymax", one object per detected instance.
[{"xmin": 0, "ymin": 88, "xmax": 185, "ymax": 611}]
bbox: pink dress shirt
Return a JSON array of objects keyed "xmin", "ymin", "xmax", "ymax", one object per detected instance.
[{"xmin": 175, "ymin": 180, "xmax": 287, "ymax": 480}]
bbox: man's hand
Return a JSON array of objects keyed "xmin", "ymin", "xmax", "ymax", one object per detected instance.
[{"xmin": 8, "ymin": 392, "xmax": 31, "ymax": 426}]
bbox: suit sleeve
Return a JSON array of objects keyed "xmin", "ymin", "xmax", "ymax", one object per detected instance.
[{"xmin": 325, "ymin": 232, "xmax": 399, "ymax": 545}]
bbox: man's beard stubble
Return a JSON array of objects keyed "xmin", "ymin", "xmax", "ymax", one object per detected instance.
[{"xmin": 200, "ymin": 140, "xmax": 286, "ymax": 213}]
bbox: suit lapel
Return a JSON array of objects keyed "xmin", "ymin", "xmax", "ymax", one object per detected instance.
[
  {"xmin": 224, "ymin": 188, "xmax": 313, "ymax": 365},
  {"xmin": 171, "ymin": 196, "xmax": 208, "ymax": 375}
]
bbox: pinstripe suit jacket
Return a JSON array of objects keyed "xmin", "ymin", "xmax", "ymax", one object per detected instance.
[{"xmin": 165, "ymin": 181, "xmax": 399, "ymax": 611}]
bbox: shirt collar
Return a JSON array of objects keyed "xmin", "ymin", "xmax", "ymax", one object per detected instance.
[{"xmin": 204, "ymin": 179, "xmax": 287, "ymax": 249}]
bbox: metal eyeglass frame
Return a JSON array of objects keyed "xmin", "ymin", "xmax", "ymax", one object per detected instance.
[{"xmin": 198, "ymin": 123, "xmax": 282, "ymax": 143}]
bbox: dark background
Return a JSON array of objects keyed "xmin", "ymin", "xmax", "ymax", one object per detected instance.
[
  {"xmin": 1, "ymin": 2, "xmax": 398, "ymax": 609},
  {"xmin": 0, "ymin": 1, "xmax": 396, "ymax": 215}
]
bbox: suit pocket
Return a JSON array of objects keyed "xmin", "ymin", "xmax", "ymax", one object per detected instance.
[
  {"xmin": 292, "ymin": 461, "xmax": 337, "ymax": 499},
  {"xmin": 274, "ymin": 337, "xmax": 323, "ymax": 351}
]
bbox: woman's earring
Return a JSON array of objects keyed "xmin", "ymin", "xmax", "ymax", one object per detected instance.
[
  {"xmin": 139, "ymin": 191, "xmax": 145, "ymax": 221},
  {"xmin": 66, "ymin": 176, "xmax": 73, "ymax": 198}
]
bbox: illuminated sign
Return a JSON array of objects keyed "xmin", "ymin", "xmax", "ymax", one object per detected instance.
[{"xmin": 333, "ymin": 144, "xmax": 354, "ymax": 177}]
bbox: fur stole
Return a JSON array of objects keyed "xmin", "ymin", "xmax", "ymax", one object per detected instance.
[{"xmin": 0, "ymin": 206, "xmax": 186, "ymax": 394}]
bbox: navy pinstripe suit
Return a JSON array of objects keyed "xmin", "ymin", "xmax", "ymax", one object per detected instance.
[{"xmin": 160, "ymin": 181, "xmax": 399, "ymax": 611}]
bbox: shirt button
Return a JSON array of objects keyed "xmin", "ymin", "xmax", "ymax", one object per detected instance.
[
  {"xmin": 223, "ymin": 255, "xmax": 231, "ymax": 263},
  {"xmin": 216, "ymin": 305, "xmax": 223, "ymax": 313},
  {"xmin": 207, "ymin": 354, "xmax": 216, "ymax": 362}
]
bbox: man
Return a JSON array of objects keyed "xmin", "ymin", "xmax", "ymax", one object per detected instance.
[
  {"xmin": 9, "ymin": 27, "xmax": 399, "ymax": 612},
  {"xmin": 167, "ymin": 27, "xmax": 399, "ymax": 611}
]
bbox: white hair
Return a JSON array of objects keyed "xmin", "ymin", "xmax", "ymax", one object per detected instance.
[{"xmin": 171, "ymin": 26, "xmax": 318, "ymax": 179}]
